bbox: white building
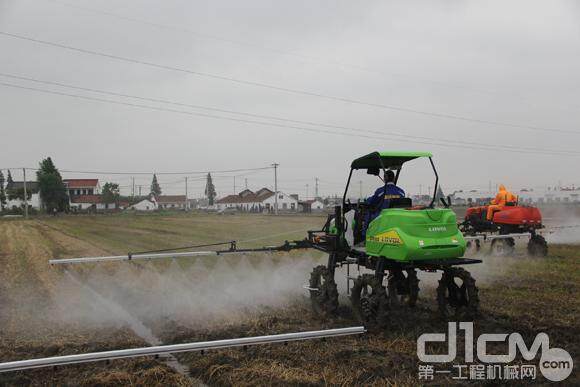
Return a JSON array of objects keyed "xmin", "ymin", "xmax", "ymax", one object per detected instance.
[
  {"xmin": 157, "ymin": 195, "xmax": 187, "ymax": 210},
  {"xmin": 299, "ymin": 199, "xmax": 325, "ymax": 212},
  {"xmin": 310, "ymin": 199, "xmax": 324, "ymax": 211},
  {"xmin": 188, "ymin": 198, "xmax": 209, "ymax": 209},
  {"xmin": 216, "ymin": 188, "xmax": 299, "ymax": 212},
  {"xmin": 518, "ymin": 187, "xmax": 580, "ymax": 204},
  {"xmin": 324, "ymin": 196, "xmax": 342, "ymax": 209},
  {"xmin": 261, "ymin": 190, "xmax": 299, "ymax": 212},
  {"xmin": 452, "ymin": 186, "xmax": 580, "ymax": 205},
  {"xmin": 5, "ymin": 181, "xmax": 41, "ymax": 210},
  {"xmin": 449, "ymin": 190, "xmax": 494, "ymax": 206},
  {"xmin": 128, "ymin": 198, "xmax": 158, "ymax": 211}
]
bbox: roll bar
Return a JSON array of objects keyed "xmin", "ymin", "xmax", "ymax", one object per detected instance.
[
  {"xmin": 428, "ymin": 157, "xmax": 439, "ymax": 208},
  {"xmin": 343, "ymin": 155, "xmax": 440, "ymax": 209}
]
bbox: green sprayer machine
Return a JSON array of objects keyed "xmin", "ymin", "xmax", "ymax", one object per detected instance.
[
  {"xmin": 49, "ymin": 151, "xmax": 482, "ymax": 326},
  {"xmin": 303, "ymin": 151, "xmax": 481, "ymax": 324}
]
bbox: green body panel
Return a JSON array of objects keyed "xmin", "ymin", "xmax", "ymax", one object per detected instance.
[
  {"xmin": 365, "ymin": 208, "xmax": 465, "ymax": 261},
  {"xmin": 329, "ymin": 223, "xmax": 338, "ymax": 234}
]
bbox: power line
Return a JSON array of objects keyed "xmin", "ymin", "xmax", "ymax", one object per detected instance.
[
  {"xmin": 1, "ymin": 81, "xmax": 575, "ymax": 157},
  {"xmin": 2, "ymin": 72, "xmax": 576, "ymax": 156},
  {"xmin": 0, "ymin": 82, "xmax": 568, "ymax": 157},
  {"xmin": 46, "ymin": 0, "xmax": 316, "ymax": 59},
  {"xmin": 46, "ymin": 0, "xmax": 577, "ymax": 113},
  {"xmin": 86, "ymin": 172, "xmax": 267, "ymax": 183},
  {"xmin": 17, "ymin": 163, "xmax": 272, "ymax": 175},
  {"xmin": 1, "ymin": 30, "xmax": 576, "ymax": 135}
]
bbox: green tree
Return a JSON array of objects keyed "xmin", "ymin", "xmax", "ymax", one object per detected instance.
[
  {"xmin": 6, "ymin": 170, "xmax": 14, "ymax": 201},
  {"xmin": 7, "ymin": 187, "xmax": 32, "ymax": 201},
  {"xmin": 0, "ymin": 170, "xmax": 6, "ymax": 210},
  {"xmin": 5, "ymin": 170, "xmax": 32, "ymax": 201},
  {"xmin": 101, "ymin": 182, "xmax": 120, "ymax": 206},
  {"xmin": 6, "ymin": 170, "xmax": 13, "ymax": 200},
  {"xmin": 150, "ymin": 174, "xmax": 162, "ymax": 198},
  {"xmin": 205, "ymin": 173, "xmax": 216, "ymax": 205},
  {"xmin": 36, "ymin": 158, "xmax": 68, "ymax": 212}
]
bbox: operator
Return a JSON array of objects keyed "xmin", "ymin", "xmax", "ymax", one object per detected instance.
[
  {"xmin": 365, "ymin": 170, "xmax": 405, "ymax": 227},
  {"xmin": 486, "ymin": 184, "xmax": 518, "ymax": 221}
]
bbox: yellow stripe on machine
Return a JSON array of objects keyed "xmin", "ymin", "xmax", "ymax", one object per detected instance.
[{"xmin": 368, "ymin": 230, "xmax": 403, "ymax": 245}]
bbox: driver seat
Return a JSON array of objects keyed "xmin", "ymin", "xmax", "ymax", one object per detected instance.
[{"xmin": 386, "ymin": 197, "xmax": 412, "ymax": 209}]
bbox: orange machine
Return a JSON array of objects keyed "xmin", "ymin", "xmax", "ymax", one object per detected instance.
[
  {"xmin": 465, "ymin": 205, "xmax": 542, "ymax": 230},
  {"xmin": 460, "ymin": 192, "xmax": 547, "ymax": 257}
]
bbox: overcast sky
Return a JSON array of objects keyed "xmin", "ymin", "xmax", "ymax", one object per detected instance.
[{"xmin": 1, "ymin": 0, "xmax": 579, "ymax": 198}]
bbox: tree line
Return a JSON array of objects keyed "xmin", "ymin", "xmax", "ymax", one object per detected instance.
[{"xmin": 1, "ymin": 157, "xmax": 219, "ymax": 213}]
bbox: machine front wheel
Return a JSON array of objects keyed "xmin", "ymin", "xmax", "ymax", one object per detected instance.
[
  {"xmin": 387, "ymin": 269, "xmax": 419, "ymax": 307},
  {"xmin": 351, "ymin": 274, "xmax": 389, "ymax": 326},
  {"xmin": 437, "ymin": 268, "xmax": 479, "ymax": 320},
  {"xmin": 309, "ymin": 265, "xmax": 339, "ymax": 316},
  {"xmin": 527, "ymin": 235, "xmax": 548, "ymax": 257}
]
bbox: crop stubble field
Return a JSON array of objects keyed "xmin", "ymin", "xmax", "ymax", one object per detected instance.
[{"xmin": 0, "ymin": 210, "xmax": 578, "ymax": 385}]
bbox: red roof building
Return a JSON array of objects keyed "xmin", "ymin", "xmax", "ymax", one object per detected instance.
[
  {"xmin": 215, "ymin": 188, "xmax": 298, "ymax": 212},
  {"xmin": 216, "ymin": 188, "xmax": 275, "ymax": 205},
  {"xmin": 64, "ymin": 179, "xmax": 100, "ymax": 197},
  {"xmin": 63, "ymin": 179, "xmax": 99, "ymax": 188}
]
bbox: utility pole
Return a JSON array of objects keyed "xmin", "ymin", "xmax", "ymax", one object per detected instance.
[
  {"xmin": 23, "ymin": 168, "xmax": 28, "ymax": 218},
  {"xmin": 185, "ymin": 177, "xmax": 188, "ymax": 211},
  {"xmin": 138, "ymin": 185, "xmax": 142, "ymax": 197},
  {"xmin": 419, "ymin": 184, "xmax": 422, "ymax": 196},
  {"xmin": 306, "ymin": 184, "xmax": 309, "ymax": 200},
  {"xmin": 359, "ymin": 180, "xmax": 362, "ymax": 200},
  {"xmin": 272, "ymin": 163, "xmax": 279, "ymax": 215},
  {"xmin": 315, "ymin": 177, "xmax": 319, "ymax": 199}
]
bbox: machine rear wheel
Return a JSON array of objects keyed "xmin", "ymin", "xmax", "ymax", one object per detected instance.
[
  {"xmin": 351, "ymin": 274, "xmax": 389, "ymax": 326},
  {"xmin": 527, "ymin": 235, "xmax": 548, "ymax": 257},
  {"xmin": 387, "ymin": 269, "xmax": 419, "ymax": 307},
  {"xmin": 490, "ymin": 238, "xmax": 515, "ymax": 256},
  {"xmin": 309, "ymin": 265, "xmax": 339, "ymax": 316},
  {"xmin": 437, "ymin": 268, "xmax": 479, "ymax": 320}
]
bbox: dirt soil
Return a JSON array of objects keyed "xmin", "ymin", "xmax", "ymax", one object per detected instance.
[
  {"xmin": 0, "ymin": 219, "xmax": 192, "ymax": 386},
  {"xmin": 0, "ymin": 213, "xmax": 578, "ymax": 385}
]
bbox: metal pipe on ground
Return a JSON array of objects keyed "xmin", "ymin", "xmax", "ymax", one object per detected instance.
[{"xmin": 0, "ymin": 327, "xmax": 365, "ymax": 373}]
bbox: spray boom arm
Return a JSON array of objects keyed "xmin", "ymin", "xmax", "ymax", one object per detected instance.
[{"xmin": 48, "ymin": 239, "xmax": 316, "ymax": 266}]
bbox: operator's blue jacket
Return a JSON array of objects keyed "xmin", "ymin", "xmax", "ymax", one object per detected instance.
[
  {"xmin": 366, "ymin": 182, "xmax": 406, "ymax": 211},
  {"xmin": 364, "ymin": 183, "xmax": 405, "ymax": 234}
]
